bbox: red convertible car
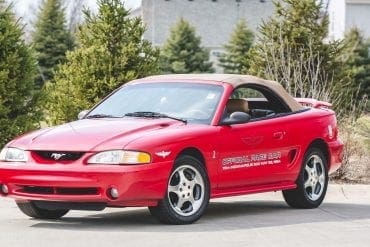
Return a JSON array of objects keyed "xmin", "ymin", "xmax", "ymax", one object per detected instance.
[{"xmin": 0, "ymin": 74, "xmax": 343, "ymax": 224}]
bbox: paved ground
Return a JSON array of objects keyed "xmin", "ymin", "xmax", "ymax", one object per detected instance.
[{"xmin": 0, "ymin": 184, "xmax": 369, "ymax": 247}]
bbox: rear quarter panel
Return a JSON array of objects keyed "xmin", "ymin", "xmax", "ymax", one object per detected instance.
[{"xmin": 283, "ymin": 108, "xmax": 341, "ymax": 179}]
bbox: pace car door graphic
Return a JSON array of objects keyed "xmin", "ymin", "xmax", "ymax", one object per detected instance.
[{"xmin": 216, "ymin": 116, "xmax": 298, "ymax": 189}]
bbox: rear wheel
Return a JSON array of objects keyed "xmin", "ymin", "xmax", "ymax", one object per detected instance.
[
  {"xmin": 16, "ymin": 201, "xmax": 69, "ymax": 219},
  {"xmin": 149, "ymin": 155, "xmax": 210, "ymax": 224},
  {"xmin": 283, "ymin": 147, "xmax": 328, "ymax": 209}
]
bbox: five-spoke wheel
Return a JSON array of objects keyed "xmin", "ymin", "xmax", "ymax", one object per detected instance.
[
  {"xmin": 283, "ymin": 147, "xmax": 328, "ymax": 209},
  {"xmin": 149, "ymin": 155, "xmax": 210, "ymax": 224},
  {"xmin": 303, "ymin": 154, "xmax": 326, "ymax": 201},
  {"xmin": 168, "ymin": 165, "xmax": 205, "ymax": 216}
]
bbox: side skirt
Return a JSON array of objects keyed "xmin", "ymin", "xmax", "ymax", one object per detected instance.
[{"xmin": 211, "ymin": 181, "xmax": 297, "ymax": 199}]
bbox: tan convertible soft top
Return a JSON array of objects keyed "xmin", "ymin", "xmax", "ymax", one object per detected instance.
[{"xmin": 137, "ymin": 74, "xmax": 303, "ymax": 112}]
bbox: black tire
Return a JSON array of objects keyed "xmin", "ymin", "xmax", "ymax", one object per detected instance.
[
  {"xmin": 149, "ymin": 155, "xmax": 210, "ymax": 224},
  {"xmin": 16, "ymin": 201, "xmax": 69, "ymax": 219},
  {"xmin": 283, "ymin": 147, "xmax": 328, "ymax": 209}
]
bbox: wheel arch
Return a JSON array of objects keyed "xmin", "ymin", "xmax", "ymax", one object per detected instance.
[
  {"xmin": 176, "ymin": 147, "xmax": 207, "ymax": 170},
  {"xmin": 150, "ymin": 146, "xmax": 210, "ymax": 224},
  {"xmin": 307, "ymin": 139, "xmax": 330, "ymax": 167}
]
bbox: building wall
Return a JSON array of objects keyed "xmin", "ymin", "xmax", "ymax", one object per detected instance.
[
  {"xmin": 134, "ymin": 0, "xmax": 370, "ymax": 72},
  {"xmin": 328, "ymin": 0, "xmax": 370, "ymax": 40},
  {"xmin": 346, "ymin": 1, "xmax": 370, "ymax": 37},
  {"xmin": 328, "ymin": 0, "xmax": 346, "ymax": 40},
  {"xmin": 140, "ymin": 0, "xmax": 275, "ymax": 72}
]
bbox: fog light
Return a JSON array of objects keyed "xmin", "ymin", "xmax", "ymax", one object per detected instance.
[
  {"xmin": 109, "ymin": 187, "xmax": 119, "ymax": 199},
  {"xmin": 1, "ymin": 184, "xmax": 9, "ymax": 195}
]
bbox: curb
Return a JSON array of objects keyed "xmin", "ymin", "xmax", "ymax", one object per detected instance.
[{"xmin": 328, "ymin": 183, "xmax": 370, "ymax": 200}]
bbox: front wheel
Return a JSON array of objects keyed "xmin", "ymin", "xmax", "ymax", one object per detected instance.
[
  {"xmin": 149, "ymin": 155, "xmax": 210, "ymax": 224},
  {"xmin": 283, "ymin": 147, "xmax": 328, "ymax": 209},
  {"xmin": 16, "ymin": 201, "xmax": 69, "ymax": 219}
]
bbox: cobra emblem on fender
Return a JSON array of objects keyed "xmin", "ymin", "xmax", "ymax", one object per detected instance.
[{"xmin": 155, "ymin": 151, "xmax": 171, "ymax": 158}]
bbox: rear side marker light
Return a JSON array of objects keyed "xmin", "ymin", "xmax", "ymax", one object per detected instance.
[{"xmin": 328, "ymin": 125, "xmax": 334, "ymax": 139}]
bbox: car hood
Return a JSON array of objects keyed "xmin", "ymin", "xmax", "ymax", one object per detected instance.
[{"xmin": 11, "ymin": 118, "xmax": 183, "ymax": 151}]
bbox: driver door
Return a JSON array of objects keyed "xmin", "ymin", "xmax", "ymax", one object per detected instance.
[
  {"xmin": 215, "ymin": 85, "xmax": 297, "ymax": 189},
  {"xmin": 216, "ymin": 118, "xmax": 295, "ymax": 188}
]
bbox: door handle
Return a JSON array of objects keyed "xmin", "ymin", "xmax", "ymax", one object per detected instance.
[{"xmin": 273, "ymin": 131, "xmax": 285, "ymax": 140}]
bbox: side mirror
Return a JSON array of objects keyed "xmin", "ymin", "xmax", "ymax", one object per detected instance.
[
  {"xmin": 78, "ymin": 110, "xmax": 89, "ymax": 120},
  {"xmin": 220, "ymin": 112, "xmax": 251, "ymax": 125}
]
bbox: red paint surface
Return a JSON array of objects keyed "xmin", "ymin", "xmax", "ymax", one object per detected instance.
[{"xmin": 0, "ymin": 78, "xmax": 343, "ymax": 207}]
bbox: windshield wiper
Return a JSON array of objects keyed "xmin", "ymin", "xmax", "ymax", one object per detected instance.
[
  {"xmin": 124, "ymin": 111, "xmax": 187, "ymax": 124},
  {"xmin": 85, "ymin": 114, "xmax": 119, "ymax": 119}
]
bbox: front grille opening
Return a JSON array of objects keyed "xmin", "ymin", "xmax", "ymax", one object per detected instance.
[
  {"xmin": 19, "ymin": 186, "xmax": 99, "ymax": 196},
  {"xmin": 23, "ymin": 186, "xmax": 54, "ymax": 194},
  {"xmin": 56, "ymin": 187, "xmax": 98, "ymax": 195},
  {"xmin": 33, "ymin": 151, "xmax": 85, "ymax": 162}
]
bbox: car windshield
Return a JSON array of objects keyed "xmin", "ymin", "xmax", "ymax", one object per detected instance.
[{"xmin": 86, "ymin": 82, "xmax": 224, "ymax": 124}]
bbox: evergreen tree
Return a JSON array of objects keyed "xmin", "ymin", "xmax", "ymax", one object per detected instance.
[
  {"xmin": 47, "ymin": 0, "xmax": 159, "ymax": 124},
  {"xmin": 343, "ymin": 28, "xmax": 370, "ymax": 111},
  {"xmin": 160, "ymin": 18, "xmax": 214, "ymax": 73},
  {"xmin": 248, "ymin": 0, "xmax": 354, "ymax": 117},
  {"xmin": 0, "ymin": 1, "xmax": 40, "ymax": 148},
  {"xmin": 33, "ymin": 0, "xmax": 74, "ymax": 88},
  {"xmin": 219, "ymin": 19, "xmax": 254, "ymax": 74}
]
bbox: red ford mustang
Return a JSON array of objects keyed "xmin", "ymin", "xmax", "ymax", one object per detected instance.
[{"xmin": 0, "ymin": 74, "xmax": 343, "ymax": 224}]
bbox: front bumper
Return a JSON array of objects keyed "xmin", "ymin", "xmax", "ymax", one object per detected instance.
[{"xmin": 0, "ymin": 161, "xmax": 172, "ymax": 207}]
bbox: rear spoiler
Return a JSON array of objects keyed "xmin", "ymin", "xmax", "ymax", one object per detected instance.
[{"xmin": 295, "ymin": 98, "xmax": 332, "ymax": 109}]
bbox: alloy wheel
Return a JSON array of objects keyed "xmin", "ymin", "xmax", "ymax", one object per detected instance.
[
  {"xmin": 303, "ymin": 154, "xmax": 326, "ymax": 201},
  {"xmin": 167, "ymin": 165, "xmax": 205, "ymax": 216}
]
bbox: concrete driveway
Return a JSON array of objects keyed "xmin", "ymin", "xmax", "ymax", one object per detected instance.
[{"xmin": 0, "ymin": 184, "xmax": 369, "ymax": 247}]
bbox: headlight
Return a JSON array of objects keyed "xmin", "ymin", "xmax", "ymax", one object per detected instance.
[
  {"xmin": 87, "ymin": 150, "xmax": 151, "ymax": 165},
  {"xmin": 0, "ymin": 147, "xmax": 28, "ymax": 162}
]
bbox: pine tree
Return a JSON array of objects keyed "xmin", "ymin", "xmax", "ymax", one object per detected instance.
[
  {"xmin": 219, "ymin": 19, "xmax": 254, "ymax": 74},
  {"xmin": 33, "ymin": 0, "xmax": 74, "ymax": 88},
  {"xmin": 0, "ymin": 1, "xmax": 41, "ymax": 148},
  {"xmin": 248, "ymin": 0, "xmax": 354, "ymax": 118},
  {"xmin": 343, "ymin": 28, "xmax": 370, "ymax": 111},
  {"xmin": 249, "ymin": 0, "xmax": 335, "ymax": 85},
  {"xmin": 160, "ymin": 18, "xmax": 214, "ymax": 73},
  {"xmin": 47, "ymin": 0, "xmax": 159, "ymax": 124}
]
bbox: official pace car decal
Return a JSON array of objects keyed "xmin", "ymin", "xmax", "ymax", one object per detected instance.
[{"xmin": 222, "ymin": 152, "xmax": 281, "ymax": 170}]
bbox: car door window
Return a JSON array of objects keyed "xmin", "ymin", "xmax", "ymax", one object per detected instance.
[{"xmin": 228, "ymin": 85, "xmax": 291, "ymax": 120}]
